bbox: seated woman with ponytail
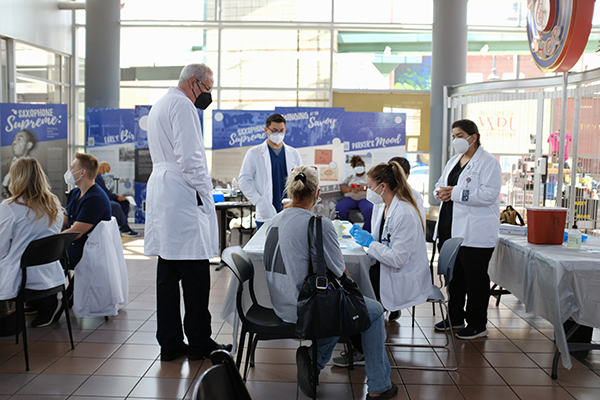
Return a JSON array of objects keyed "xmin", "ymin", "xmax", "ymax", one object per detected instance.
[{"xmin": 333, "ymin": 161, "xmax": 433, "ymax": 366}]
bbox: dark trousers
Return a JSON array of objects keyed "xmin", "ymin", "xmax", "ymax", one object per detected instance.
[
  {"xmin": 110, "ymin": 201, "xmax": 131, "ymax": 232},
  {"xmin": 156, "ymin": 257, "xmax": 213, "ymax": 354},
  {"xmin": 438, "ymin": 239, "xmax": 494, "ymax": 330}
]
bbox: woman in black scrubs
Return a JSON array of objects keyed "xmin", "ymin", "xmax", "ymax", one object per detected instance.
[{"xmin": 433, "ymin": 119, "xmax": 502, "ymax": 340}]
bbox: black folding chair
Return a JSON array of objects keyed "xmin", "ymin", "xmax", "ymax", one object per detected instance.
[
  {"xmin": 11, "ymin": 232, "xmax": 79, "ymax": 371},
  {"xmin": 192, "ymin": 349, "xmax": 253, "ymax": 400},
  {"xmin": 221, "ymin": 246, "xmax": 319, "ymax": 399}
]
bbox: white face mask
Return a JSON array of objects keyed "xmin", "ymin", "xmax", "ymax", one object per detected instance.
[
  {"xmin": 366, "ymin": 183, "xmax": 384, "ymax": 204},
  {"xmin": 64, "ymin": 169, "xmax": 82, "ymax": 185},
  {"xmin": 354, "ymin": 166, "xmax": 365, "ymax": 174},
  {"xmin": 314, "ymin": 188, "xmax": 322, "ymax": 205},
  {"xmin": 269, "ymin": 133, "xmax": 284, "ymax": 145},
  {"xmin": 453, "ymin": 137, "xmax": 473, "ymax": 154}
]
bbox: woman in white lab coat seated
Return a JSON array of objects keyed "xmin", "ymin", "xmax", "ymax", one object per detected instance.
[
  {"xmin": 0, "ymin": 158, "xmax": 65, "ymax": 328},
  {"xmin": 333, "ymin": 161, "xmax": 432, "ymax": 367},
  {"xmin": 433, "ymin": 119, "xmax": 502, "ymax": 340}
]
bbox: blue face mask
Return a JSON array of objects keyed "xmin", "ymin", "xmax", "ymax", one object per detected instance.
[{"xmin": 101, "ymin": 173, "xmax": 109, "ymax": 179}]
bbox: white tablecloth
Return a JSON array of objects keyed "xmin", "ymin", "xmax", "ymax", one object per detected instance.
[
  {"xmin": 220, "ymin": 225, "xmax": 375, "ymax": 352},
  {"xmin": 489, "ymin": 234, "xmax": 600, "ymax": 369}
]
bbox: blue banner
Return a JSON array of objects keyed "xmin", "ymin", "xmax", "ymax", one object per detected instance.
[
  {"xmin": 1, "ymin": 103, "xmax": 67, "ymax": 145},
  {"xmin": 212, "ymin": 110, "xmax": 270, "ymax": 150},
  {"xmin": 135, "ymin": 105, "xmax": 151, "ymax": 150},
  {"xmin": 1, "ymin": 103, "xmax": 68, "ymax": 202},
  {"xmin": 87, "ymin": 108, "xmax": 135, "ymax": 147},
  {"xmin": 134, "ymin": 106, "xmax": 152, "ymax": 224},
  {"xmin": 342, "ymin": 112, "xmax": 406, "ymax": 151},
  {"xmin": 274, "ymin": 107, "xmax": 344, "ymax": 148}
]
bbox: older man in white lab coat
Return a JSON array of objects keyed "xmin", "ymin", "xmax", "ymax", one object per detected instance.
[
  {"xmin": 144, "ymin": 63, "xmax": 231, "ymax": 362},
  {"xmin": 238, "ymin": 113, "xmax": 303, "ymax": 229}
]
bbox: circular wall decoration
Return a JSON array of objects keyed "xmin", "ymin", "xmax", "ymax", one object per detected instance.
[{"xmin": 527, "ymin": 0, "xmax": 595, "ymax": 73}]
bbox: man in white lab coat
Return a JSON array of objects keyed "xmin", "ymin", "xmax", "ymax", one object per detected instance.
[
  {"xmin": 238, "ymin": 113, "xmax": 303, "ymax": 229},
  {"xmin": 144, "ymin": 63, "xmax": 231, "ymax": 362}
]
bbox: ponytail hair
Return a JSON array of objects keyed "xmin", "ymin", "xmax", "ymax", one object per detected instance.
[
  {"xmin": 367, "ymin": 161, "xmax": 424, "ymax": 232},
  {"xmin": 285, "ymin": 165, "xmax": 319, "ymax": 203}
]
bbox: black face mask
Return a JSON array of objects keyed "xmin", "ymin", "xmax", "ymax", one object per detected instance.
[{"xmin": 194, "ymin": 91, "xmax": 212, "ymax": 110}]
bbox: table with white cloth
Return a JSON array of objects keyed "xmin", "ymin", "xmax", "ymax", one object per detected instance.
[
  {"xmin": 488, "ymin": 234, "xmax": 600, "ymax": 372},
  {"xmin": 220, "ymin": 225, "xmax": 376, "ymax": 353}
]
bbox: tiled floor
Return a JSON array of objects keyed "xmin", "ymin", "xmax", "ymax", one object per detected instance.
[{"xmin": 1, "ymin": 235, "xmax": 600, "ymax": 399}]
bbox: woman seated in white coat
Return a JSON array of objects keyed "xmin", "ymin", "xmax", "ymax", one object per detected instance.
[
  {"xmin": 333, "ymin": 160, "xmax": 432, "ymax": 367},
  {"xmin": 0, "ymin": 158, "xmax": 65, "ymax": 327}
]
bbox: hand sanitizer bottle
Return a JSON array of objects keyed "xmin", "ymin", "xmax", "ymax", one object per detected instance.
[
  {"xmin": 333, "ymin": 211, "xmax": 343, "ymax": 240},
  {"xmin": 567, "ymin": 224, "xmax": 582, "ymax": 250}
]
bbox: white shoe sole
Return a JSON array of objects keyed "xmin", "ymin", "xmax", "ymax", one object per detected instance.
[
  {"xmin": 332, "ymin": 359, "xmax": 365, "ymax": 368},
  {"xmin": 434, "ymin": 323, "xmax": 465, "ymax": 332},
  {"xmin": 455, "ymin": 329, "xmax": 489, "ymax": 340}
]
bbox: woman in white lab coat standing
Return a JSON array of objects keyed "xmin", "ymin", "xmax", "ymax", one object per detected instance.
[
  {"xmin": 433, "ymin": 119, "xmax": 502, "ymax": 340},
  {"xmin": 0, "ymin": 158, "xmax": 65, "ymax": 327}
]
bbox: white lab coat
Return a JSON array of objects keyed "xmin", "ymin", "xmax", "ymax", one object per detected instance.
[
  {"xmin": 372, "ymin": 184, "xmax": 426, "ymax": 229},
  {"xmin": 433, "ymin": 146, "xmax": 502, "ymax": 248},
  {"xmin": 368, "ymin": 196, "xmax": 432, "ymax": 311},
  {"xmin": 238, "ymin": 141, "xmax": 303, "ymax": 222},
  {"xmin": 74, "ymin": 218, "xmax": 128, "ymax": 317},
  {"xmin": 144, "ymin": 87, "xmax": 219, "ymax": 259},
  {"xmin": 0, "ymin": 200, "xmax": 65, "ymax": 300}
]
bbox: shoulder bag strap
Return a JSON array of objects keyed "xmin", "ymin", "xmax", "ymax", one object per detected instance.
[
  {"xmin": 307, "ymin": 216, "xmax": 315, "ymax": 276},
  {"xmin": 314, "ymin": 216, "xmax": 329, "ymax": 290}
]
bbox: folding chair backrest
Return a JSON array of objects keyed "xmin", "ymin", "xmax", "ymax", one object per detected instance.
[
  {"xmin": 221, "ymin": 246, "xmax": 254, "ymax": 287},
  {"xmin": 192, "ymin": 350, "xmax": 253, "ymax": 400},
  {"xmin": 19, "ymin": 232, "xmax": 79, "ymax": 294},
  {"xmin": 425, "ymin": 219, "xmax": 437, "ymax": 244},
  {"xmin": 20, "ymin": 232, "xmax": 79, "ymax": 270},
  {"xmin": 436, "ymin": 237, "xmax": 463, "ymax": 287}
]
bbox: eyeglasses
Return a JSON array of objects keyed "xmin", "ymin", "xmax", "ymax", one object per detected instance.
[
  {"xmin": 196, "ymin": 79, "xmax": 212, "ymax": 93},
  {"xmin": 267, "ymin": 127, "xmax": 286, "ymax": 134}
]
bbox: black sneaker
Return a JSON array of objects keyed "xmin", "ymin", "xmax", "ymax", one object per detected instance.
[
  {"xmin": 296, "ymin": 346, "xmax": 315, "ymax": 398},
  {"xmin": 434, "ymin": 319, "xmax": 465, "ymax": 332},
  {"xmin": 455, "ymin": 326, "xmax": 489, "ymax": 340},
  {"xmin": 24, "ymin": 303, "xmax": 38, "ymax": 315},
  {"xmin": 31, "ymin": 300, "xmax": 62, "ymax": 328},
  {"xmin": 161, "ymin": 343, "xmax": 189, "ymax": 362},
  {"xmin": 188, "ymin": 342, "xmax": 233, "ymax": 361},
  {"xmin": 366, "ymin": 383, "xmax": 398, "ymax": 400},
  {"xmin": 388, "ymin": 310, "xmax": 401, "ymax": 322}
]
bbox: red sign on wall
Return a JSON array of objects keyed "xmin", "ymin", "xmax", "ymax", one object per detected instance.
[{"xmin": 527, "ymin": 0, "xmax": 595, "ymax": 73}]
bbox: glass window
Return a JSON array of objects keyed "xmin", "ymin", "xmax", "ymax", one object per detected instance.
[
  {"xmin": 120, "ymin": 0, "xmax": 207, "ymax": 21},
  {"xmin": 16, "ymin": 77, "xmax": 61, "ymax": 103},
  {"xmin": 121, "ymin": 27, "xmax": 211, "ymax": 68},
  {"xmin": 220, "ymin": 29, "xmax": 331, "ymax": 89},
  {"xmin": 334, "ymin": 0, "xmax": 432, "ymax": 24},
  {"xmin": 1, "ymin": 38, "xmax": 7, "ymax": 103},
  {"xmin": 220, "ymin": 0, "xmax": 331, "ymax": 22},
  {"xmin": 467, "ymin": 1, "xmax": 527, "ymax": 27},
  {"xmin": 77, "ymin": 88, "xmax": 86, "ymax": 147},
  {"xmin": 120, "ymin": 86, "xmax": 172, "ymax": 109},
  {"xmin": 15, "ymin": 42, "xmax": 61, "ymax": 82}
]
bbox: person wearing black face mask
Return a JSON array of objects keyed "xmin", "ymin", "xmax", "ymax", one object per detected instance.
[{"xmin": 144, "ymin": 63, "xmax": 232, "ymax": 362}]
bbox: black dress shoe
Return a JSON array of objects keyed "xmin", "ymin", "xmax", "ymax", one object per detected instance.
[
  {"xmin": 188, "ymin": 343, "xmax": 233, "ymax": 361},
  {"xmin": 160, "ymin": 343, "xmax": 189, "ymax": 362}
]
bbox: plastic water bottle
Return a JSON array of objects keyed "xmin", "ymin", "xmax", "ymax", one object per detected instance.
[
  {"xmin": 567, "ymin": 224, "xmax": 582, "ymax": 250},
  {"xmin": 333, "ymin": 211, "xmax": 343, "ymax": 240}
]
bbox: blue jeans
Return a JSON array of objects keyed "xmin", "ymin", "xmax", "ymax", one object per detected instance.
[{"xmin": 315, "ymin": 297, "xmax": 391, "ymax": 394}]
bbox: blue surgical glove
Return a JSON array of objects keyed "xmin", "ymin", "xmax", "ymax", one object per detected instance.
[
  {"xmin": 354, "ymin": 230, "xmax": 374, "ymax": 247},
  {"xmin": 349, "ymin": 224, "xmax": 362, "ymax": 237}
]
